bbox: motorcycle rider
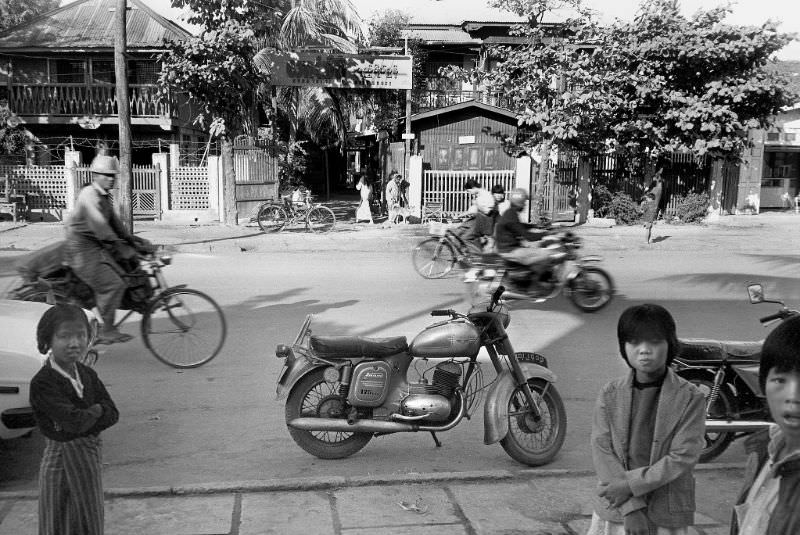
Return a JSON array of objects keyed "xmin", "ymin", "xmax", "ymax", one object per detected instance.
[
  {"xmin": 494, "ymin": 188, "xmax": 559, "ymax": 281},
  {"xmin": 64, "ymin": 151, "xmax": 150, "ymax": 345},
  {"xmin": 459, "ymin": 179, "xmax": 496, "ymax": 252}
]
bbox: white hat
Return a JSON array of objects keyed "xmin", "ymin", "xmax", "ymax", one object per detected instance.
[{"xmin": 89, "ymin": 154, "xmax": 119, "ymax": 175}]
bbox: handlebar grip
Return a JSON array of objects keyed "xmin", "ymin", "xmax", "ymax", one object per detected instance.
[
  {"xmin": 430, "ymin": 309, "xmax": 454, "ymax": 316},
  {"xmin": 760, "ymin": 312, "xmax": 785, "ymax": 324}
]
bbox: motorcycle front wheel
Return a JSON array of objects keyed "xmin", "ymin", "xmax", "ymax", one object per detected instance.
[
  {"xmin": 285, "ymin": 368, "xmax": 372, "ymax": 459},
  {"xmin": 568, "ymin": 266, "xmax": 614, "ymax": 312},
  {"xmin": 680, "ymin": 374, "xmax": 735, "ymax": 463},
  {"xmin": 500, "ymin": 378, "xmax": 567, "ymax": 466}
]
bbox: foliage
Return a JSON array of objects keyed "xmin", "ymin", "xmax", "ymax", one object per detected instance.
[
  {"xmin": 445, "ymin": 0, "xmax": 798, "ymax": 164},
  {"xmin": 0, "ymin": 100, "xmax": 28, "ymax": 156},
  {"xmin": 277, "ymin": 140, "xmax": 310, "ymax": 192},
  {"xmin": 672, "ymin": 192, "xmax": 710, "ymax": 223},
  {"xmin": 0, "ymin": 0, "xmax": 59, "ymax": 32},
  {"xmin": 591, "ymin": 185, "xmax": 641, "ymax": 224}
]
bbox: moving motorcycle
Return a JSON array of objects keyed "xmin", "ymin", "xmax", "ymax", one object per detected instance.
[
  {"xmin": 274, "ymin": 286, "xmax": 567, "ymax": 466},
  {"xmin": 466, "ymin": 231, "xmax": 614, "ymax": 312},
  {"xmin": 673, "ymin": 283, "xmax": 798, "ymax": 462}
]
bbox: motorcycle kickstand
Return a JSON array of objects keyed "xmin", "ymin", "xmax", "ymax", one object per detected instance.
[{"xmin": 429, "ymin": 431, "xmax": 442, "ymax": 447}]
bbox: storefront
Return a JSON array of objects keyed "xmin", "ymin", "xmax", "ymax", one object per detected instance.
[{"xmin": 761, "ymin": 117, "xmax": 800, "ymax": 209}]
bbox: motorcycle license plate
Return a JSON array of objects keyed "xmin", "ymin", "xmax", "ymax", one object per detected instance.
[{"xmin": 516, "ymin": 352, "xmax": 548, "ymax": 368}]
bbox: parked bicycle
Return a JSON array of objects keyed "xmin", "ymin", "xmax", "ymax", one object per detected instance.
[
  {"xmin": 256, "ymin": 192, "xmax": 336, "ymax": 234},
  {"xmin": 412, "ymin": 218, "xmax": 485, "ymax": 279},
  {"xmin": 10, "ymin": 246, "xmax": 227, "ymax": 369}
]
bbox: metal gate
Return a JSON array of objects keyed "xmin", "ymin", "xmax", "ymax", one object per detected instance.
[
  {"xmin": 423, "ymin": 169, "xmax": 516, "ymax": 216},
  {"xmin": 76, "ymin": 165, "xmax": 161, "ymax": 219},
  {"xmin": 233, "ymin": 141, "xmax": 281, "ymax": 218}
]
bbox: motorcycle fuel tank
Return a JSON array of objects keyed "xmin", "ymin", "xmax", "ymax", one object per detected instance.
[{"xmin": 409, "ymin": 320, "xmax": 481, "ymax": 359}]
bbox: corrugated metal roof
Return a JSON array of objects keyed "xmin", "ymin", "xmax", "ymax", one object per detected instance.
[
  {"xmin": 0, "ymin": 0, "xmax": 191, "ymax": 51},
  {"xmin": 401, "ymin": 26, "xmax": 481, "ymax": 45}
]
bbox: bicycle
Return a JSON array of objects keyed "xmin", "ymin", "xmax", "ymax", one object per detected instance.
[
  {"xmin": 11, "ymin": 251, "xmax": 227, "ymax": 369},
  {"xmin": 256, "ymin": 193, "xmax": 336, "ymax": 234},
  {"xmin": 412, "ymin": 217, "xmax": 485, "ymax": 279}
]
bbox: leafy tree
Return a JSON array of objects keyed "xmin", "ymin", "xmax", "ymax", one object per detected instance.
[
  {"xmin": 445, "ymin": 0, "xmax": 797, "ymax": 221},
  {"xmin": 0, "ymin": 0, "xmax": 59, "ymax": 32},
  {"xmin": 0, "ymin": 100, "xmax": 28, "ymax": 161}
]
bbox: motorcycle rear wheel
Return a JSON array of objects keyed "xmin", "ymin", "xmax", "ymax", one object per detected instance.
[
  {"xmin": 500, "ymin": 378, "xmax": 567, "ymax": 466},
  {"xmin": 285, "ymin": 368, "xmax": 372, "ymax": 459},
  {"xmin": 568, "ymin": 266, "xmax": 614, "ymax": 312},
  {"xmin": 682, "ymin": 375, "xmax": 736, "ymax": 463}
]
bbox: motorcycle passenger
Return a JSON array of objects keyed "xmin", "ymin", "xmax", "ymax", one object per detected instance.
[
  {"xmin": 494, "ymin": 188, "xmax": 555, "ymax": 280},
  {"xmin": 458, "ymin": 179, "xmax": 496, "ymax": 252},
  {"xmin": 64, "ymin": 152, "xmax": 150, "ymax": 345}
]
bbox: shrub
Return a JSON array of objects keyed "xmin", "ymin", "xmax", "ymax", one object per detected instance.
[
  {"xmin": 607, "ymin": 191, "xmax": 641, "ymax": 225},
  {"xmin": 673, "ymin": 192, "xmax": 710, "ymax": 223},
  {"xmin": 591, "ymin": 185, "xmax": 614, "ymax": 218}
]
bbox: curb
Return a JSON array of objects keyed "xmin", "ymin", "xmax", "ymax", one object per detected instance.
[{"xmin": 0, "ymin": 464, "xmax": 744, "ymax": 501}]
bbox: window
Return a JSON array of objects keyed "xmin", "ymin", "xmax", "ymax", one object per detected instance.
[
  {"xmin": 92, "ymin": 60, "xmax": 115, "ymax": 84},
  {"xmin": 53, "ymin": 59, "xmax": 86, "ymax": 83},
  {"xmin": 13, "ymin": 59, "xmax": 48, "ymax": 83},
  {"xmin": 128, "ymin": 60, "xmax": 158, "ymax": 85}
]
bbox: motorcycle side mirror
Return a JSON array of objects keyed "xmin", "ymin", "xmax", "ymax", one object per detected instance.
[{"xmin": 747, "ymin": 283, "xmax": 764, "ymax": 304}]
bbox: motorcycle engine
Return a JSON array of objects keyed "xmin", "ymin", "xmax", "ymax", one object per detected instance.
[{"xmin": 401, "ymin": 362, "xmax": 462, "ymax": 422}]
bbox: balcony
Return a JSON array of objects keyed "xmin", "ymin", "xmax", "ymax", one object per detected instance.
[
  {"xmin": 416, "ymin": 89, "xmax": 513, "ymax": 112},
  {"xmin": 3, "ymin": 82, "xmax": 192, "ymax": 126}
]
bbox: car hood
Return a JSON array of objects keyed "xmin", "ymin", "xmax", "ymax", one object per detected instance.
[{"xmin": 0, "ymin": 299, "xmax": 53, "ymax": 362}]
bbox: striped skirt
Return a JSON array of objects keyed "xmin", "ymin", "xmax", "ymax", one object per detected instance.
[{"xmin": 38, "ymin": 435, "xmax": 104, "ymax": 535}]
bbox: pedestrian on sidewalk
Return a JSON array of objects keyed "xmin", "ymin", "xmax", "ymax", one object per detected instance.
[
  {"xmin": 588, "ymin": 304, "xmax": 704, "ymax": 535},
  {"xmin": 30, "ymin": 304, "xmax": 119, "ymax": 535},
  {"xmin": 355, "ymin": 174, "xmax": 374, "ymax": 224},
  {"xmin": 641, "ymin": 169, "xmax": 663, "ymax": 244},
  {"xmin": 731, "ymin": 314, "xmax": 800, "ymax": 534}
]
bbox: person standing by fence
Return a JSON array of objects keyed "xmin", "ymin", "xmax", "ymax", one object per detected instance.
[
  {"xmin": 355, "ymin": 174, "xmax": 374, "ymax": 224},
  {"xmin": 30, "ymin": 304, "xmax": 119, "ymax": 535},
  {"xmin": 642, "ymin": 169, "xmax": 663, "ymax": 244}
]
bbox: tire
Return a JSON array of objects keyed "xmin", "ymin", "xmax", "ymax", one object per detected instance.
[
  {"xmin": 285, "ymin": 368, "xmax": 372, "ymax": 459},
  {"xmin": 141, "ymin": 289, "xmax": 227, "ymax": 368},
  {"xmin": 680, "ymin": 374, "xmax": 735, "ymax": 463},
  {"xmin": 569, "ymin": 266, "xmax": 614, "ymax": 312},
  {"xmin": 500, "ymin": 378, "xmax": 567, "ymax": 466},
  {"xmin": 306, "ymin": 206, "xmax": 336, "ymax": 233},
  {"xmin": 17, "ymin": 288, "xmax": 71, "ymax": 306},
  {"xmin": 256, "ymin": 205, "xmax": 287, "ymax": 233},
  {"xmin": 412, "ymin": 238, "xmax": 456, "ymax": 279}
]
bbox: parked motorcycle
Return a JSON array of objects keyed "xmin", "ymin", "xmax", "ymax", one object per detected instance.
[
  {"xmin": 466, "ymin": 231, "xmax": 614, "ymax": 312},
  {"xmin": 673, "ymin": 283, "xmax": 798, "ymax": 462},
  {"xmin": 274, "ymin": 286, "xmax": 567, "ymax": 466}
]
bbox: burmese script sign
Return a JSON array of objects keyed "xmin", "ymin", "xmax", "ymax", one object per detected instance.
[{"xmin": 271, "ymin": 53, "xmax": 413, "ymax": 90}]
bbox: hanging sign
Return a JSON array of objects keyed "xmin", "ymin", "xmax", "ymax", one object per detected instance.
[{"xmin": 270, "ymin": 52, "xmax": 413, "ymax": 90}]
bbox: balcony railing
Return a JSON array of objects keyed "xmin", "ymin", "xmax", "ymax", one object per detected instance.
[
  {"xmin": 7, "ymin": 83, "xmax": 172, "ymax": 118},
  {"xmin": 416, "ymin": 89, "xmax": 513, "ymax": 111}
]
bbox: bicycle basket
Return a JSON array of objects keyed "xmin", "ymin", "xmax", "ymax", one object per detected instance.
[{"xmin": 121, "ymin": 269, "xmax": 154, "ymax": 313}]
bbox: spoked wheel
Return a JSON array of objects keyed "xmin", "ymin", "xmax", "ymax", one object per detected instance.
[
  {"xmin": 285, "ymin": 368, "xmax": 372, "ymax": 459},
  {"xmin": 500, "ymin": 378, "xmax": 567, "ymax": 466},
  {"xmin": 569, "ymin": 267, "xmax": 614, "ymax": 312},
  {"xmin": 141, "ymin": 289, "xmax": 227, "ymax": 368},
  {"xmin": 306, "ymin": 206, "xmax": 336, "ymax": 233},
  {"xmin": 256, "ymin": 204, "xmax": 287, "ymax": 233},
  {"xmin": 682, "ymin": 375, "xmax": 735, "ymax": 463},
  {"xmin": 17, "ymin": 288, "xmax": 70, "ymax": 305},
  {"xmin": 412, "ymin": 238, "xmax": 457, "ymax": 279}
]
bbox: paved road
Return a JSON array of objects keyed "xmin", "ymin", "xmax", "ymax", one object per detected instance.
[{"xmin": 1, "ymin": 216, "xmax": 798, "ymax": 493}]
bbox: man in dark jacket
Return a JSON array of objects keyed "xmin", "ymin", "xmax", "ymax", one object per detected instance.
[{"xmin": 494, "ymin": 188, "xmax": 553, "ymax": 276}]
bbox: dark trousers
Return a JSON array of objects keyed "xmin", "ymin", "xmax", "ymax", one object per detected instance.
[{"xmin": 66, "ymin": 239, "xmax": 125, "ymax": 331}]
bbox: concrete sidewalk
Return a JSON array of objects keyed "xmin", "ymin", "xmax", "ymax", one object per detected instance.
[{"xmin": 0, "ymin": 465, "xmax": 741, "ymax": 535}]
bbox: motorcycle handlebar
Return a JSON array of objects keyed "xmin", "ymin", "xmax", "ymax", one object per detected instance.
[
  {"xmin": 761, "ymin": 312, "xmax": 787, "ymax": 324},
  {"xmin": 431, "ymin": 309, "xmax": 455, "ymax": 317}
]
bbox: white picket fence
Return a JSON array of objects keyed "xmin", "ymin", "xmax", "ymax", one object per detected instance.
[{"xmin": 422, "ymin": 169, "xmax": 516, "ymax": 216}]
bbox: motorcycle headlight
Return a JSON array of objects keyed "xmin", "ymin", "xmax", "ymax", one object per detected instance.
[{"xmin": 481, "ymin": 269, "xmax": 497, "ymax": 279}]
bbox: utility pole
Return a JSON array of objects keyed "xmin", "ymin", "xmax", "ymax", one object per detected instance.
[
  {"xmin": 114, "ymin": 0, "xmax": 133, "ymax": 232},
  {"xmin": 404, "ymin": 37, "xmax": 412, "ymax": 178}
]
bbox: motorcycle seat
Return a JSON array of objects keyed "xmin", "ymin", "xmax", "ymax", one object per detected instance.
[
  {"xmin": 310, "ymin": 335, "xmax": 409, "ymax": 358},
  {"xmin": 679, "ymin": 338, "xmax": 762, "ymax": 361}
]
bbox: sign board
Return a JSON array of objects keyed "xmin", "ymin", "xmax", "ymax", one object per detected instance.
[
  {"xmin": 401, "ymin": 133, "xmax": 416, "ymax": 140},
  {"xmin": 270, "ymin": 52, "xmax": 413, "ymax": 90},
  {"xmin": 458, "ymin": 135, "xmax": 475, "ymax": 144}
]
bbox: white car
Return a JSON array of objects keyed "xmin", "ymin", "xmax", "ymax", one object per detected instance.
[{"xmin": 0, "ymin": 299, "xmax": 49, "ymax": 439}]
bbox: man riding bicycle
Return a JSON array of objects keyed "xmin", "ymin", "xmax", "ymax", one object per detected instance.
[{"xmin": 64, "ymin": 152, "xmax": 152, "ymax": 345}]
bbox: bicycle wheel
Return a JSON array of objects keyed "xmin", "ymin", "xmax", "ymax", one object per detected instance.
[
  {"xmin": 412, "ymin": 238, "xmax": 456, "ymax": 278},
  {"xmin": 306, "ymin": 206, "xmax": 336, "ymax": 233},
  {"xmin": 256, "ymin": 204, "xmax": 287, "ymax": 233},
  {"xmin": 141, "ymin": 289, "xmax": 227, "ymax": 368}
]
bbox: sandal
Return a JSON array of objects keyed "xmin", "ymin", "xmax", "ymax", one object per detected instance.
[{"xmin": 96, "ymin": 332, "xmax": 134, "ymax": 345}]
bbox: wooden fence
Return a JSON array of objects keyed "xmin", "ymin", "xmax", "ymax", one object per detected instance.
[{"xmin": 423, "ymin": 169, "xmax": 516, "ymax": 216}]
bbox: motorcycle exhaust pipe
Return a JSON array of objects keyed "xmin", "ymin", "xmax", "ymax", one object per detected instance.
[
  {"xmin": 705, "ymin": 420, "xmax": 773, "ymax": 432},
  {"xmin": 288, "ymin": 417, "xmax": 420, "ymax": 433}
]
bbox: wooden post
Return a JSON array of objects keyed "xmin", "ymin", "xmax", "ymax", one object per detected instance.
[
  {"xmin": 114, "ymin": 0, "xmax": 133, "ymax": 232},
  {"xmin": 576, "ymin": 156, "xmax": 592, "ymax": 224}
]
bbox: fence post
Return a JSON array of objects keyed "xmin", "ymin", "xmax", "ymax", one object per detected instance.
[
  {"xmin": 515, "ymin": 156, "xmax": 532, "ymax": 222},
  {"xmin": 575, "ymin": 156, "xmax": 592, "ymax": 224},
  {"xmin": 207, "ymin": 155, "xmax": 221, "ymax": 218},
  {"xmin": 169, "ymin": 143, "xmax": 180, "ymax": 169},
  {"xmin": 64, "ymin": 149, "xmax": 83, "ymax": 213},
  {"xmin": 152, "ymin": 152, "xmax": 170, "ymax": 216},
  {"xmin": 407, "ymin": 155, "xmax": 423, "ymax": 218}
]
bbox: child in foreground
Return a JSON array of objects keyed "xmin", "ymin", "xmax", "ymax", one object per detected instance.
[
  {"xmin": 588, "ymin": 304, "xmax": 705, "ymax": 535},
  {"xmin": 732, "ymin": 314, "xmax": 800, "ymax": 534},
  {"xmin": 30, "ymin": 304, "xmax": 119, "ymax": 535}
]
